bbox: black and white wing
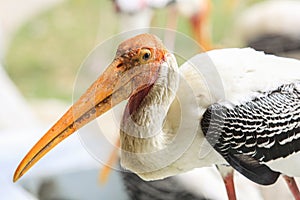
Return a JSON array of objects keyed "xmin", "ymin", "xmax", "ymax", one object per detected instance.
[{"xmin": 201, "ymin": 82, "xmax": 300, "ymax": 185}]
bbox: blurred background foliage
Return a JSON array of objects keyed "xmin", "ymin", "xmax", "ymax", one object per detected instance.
[{"xmin": 4, "ymin": 0, "xmax": 263, "ymax": 101}]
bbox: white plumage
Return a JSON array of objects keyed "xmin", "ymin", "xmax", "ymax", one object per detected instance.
[
  {"xmin": 120, "ymin": 47, "xmax": 300, "ymax": 181},
  {"xmin": 206, "ymin": 48, "xmax": 300, "ymax": 101}
]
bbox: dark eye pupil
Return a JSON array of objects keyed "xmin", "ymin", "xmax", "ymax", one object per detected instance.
[{"xmin": 142, "ymin": 52, "xmax": 150, "ymax": 60}]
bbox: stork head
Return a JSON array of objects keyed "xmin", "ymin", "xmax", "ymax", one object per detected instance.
[{"xmin": 13, "ymin": 34, "xmax": 172, "ymax": 182}]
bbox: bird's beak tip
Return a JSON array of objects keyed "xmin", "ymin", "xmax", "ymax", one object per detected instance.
[
  {"xmin": 13, "ymin": 167, "xmax": 22, "ymax": 182},
  {"xmin": 13, "ymin": 174, "xmax": 19, "ymax": 183}
]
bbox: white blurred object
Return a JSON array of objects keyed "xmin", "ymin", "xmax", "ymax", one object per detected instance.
[
  {"xmin": 0, "ymin": 126, "xmax": 124, "ymax": 200},
  {"xmin": 236, "ymin": 0, "xmax": 300, "ymax": 42},
  {"xmin": 118, "ymin": 9, "xmax": 153, "ymax": 32},
  {"xmin": 0, "ymin": 66, "xmax": 39, "ymax": 129},
  {"xmin": 176, "ymin": 0, "xmax": 204, "ymax": 18},
  {"xmin": 235, "ymin": 0, "xmax": 300, "ymax": 60},
  {"xmin": 1, "ymin": 180, "xmax": 38, "ymax": 200},
  {"xmin": 114, "ymin": 0, "xmax": 206, "ymax": 31},
  {"xmin": 114, "ymin": 0, "xmax": 171, "ymax": 32},
  {"xmin": 0, "ymin": 24, "xmax": 4, "ymax": 61},
  {"xmin": 115, "ymin": 0, "xmax": 171, "ymax": 13}
]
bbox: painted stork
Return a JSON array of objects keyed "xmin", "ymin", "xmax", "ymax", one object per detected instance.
[{"xmin": 14, "ymin": 34, "xmax": 300, "ymax": 199}]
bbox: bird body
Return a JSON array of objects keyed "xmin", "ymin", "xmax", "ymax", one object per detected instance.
[
  {"xmin": 120, "ymin": 47, "xmax": 300, "ymax": 182},
  {"xmin": 14, "ymin": 34, "xmax": 300, "ymax": 198},
  {"xmin": 200, "ymin": 49, "xmax": 300, "ymax": 186}
]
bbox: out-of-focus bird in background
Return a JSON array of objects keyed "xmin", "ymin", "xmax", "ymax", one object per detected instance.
[
  {"xmin": 113, "ymin": 0, "xmax": 214, "ymax": 50},
  {"xmin": 236, "ymin": 0, "xmax": 300, "ymax": 59}
]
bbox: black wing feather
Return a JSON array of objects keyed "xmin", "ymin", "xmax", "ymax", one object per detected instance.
[{"xmin": 201, "ymin": 82, "xmax": 300, "ymax": 185}]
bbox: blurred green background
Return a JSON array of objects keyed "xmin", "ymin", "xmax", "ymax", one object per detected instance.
[{"xmin": 4, "ymin": 0, "xmax": 263, "ymax": 101}]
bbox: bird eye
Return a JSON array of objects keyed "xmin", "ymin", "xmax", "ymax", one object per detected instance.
[{"xmin": 140, "ymin": 49, "xmax": 152, "ymax": 62}]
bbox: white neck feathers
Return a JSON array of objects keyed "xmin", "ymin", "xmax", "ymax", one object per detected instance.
[{"xmin": 120, "ymin": 54, "xmax": 179, "ymax": 153}]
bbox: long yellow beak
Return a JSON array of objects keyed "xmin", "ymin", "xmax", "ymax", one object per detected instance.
[{"xmin": 13, "ymin": 56, "xmax": 152, "ymax": 182}]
